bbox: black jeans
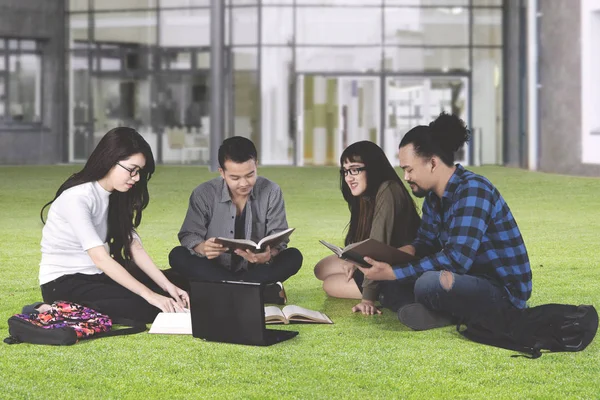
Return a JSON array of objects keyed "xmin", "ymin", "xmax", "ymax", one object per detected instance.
[
  {"xmin": 40, "ymin": 268, "xmax": 185, "ymax": 324},
  {"xmin": 168, "ymin": 246, "xmax": 303, "ymax": 284}
]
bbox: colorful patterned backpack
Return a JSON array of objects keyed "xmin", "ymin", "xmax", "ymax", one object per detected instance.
[{"xmin": 4, "ymin": 301, "xmax": 146, "ymax": 345}]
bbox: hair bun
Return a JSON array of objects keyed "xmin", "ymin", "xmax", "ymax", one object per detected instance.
[{"xmin": 429, "ymin": 112, "xmax": 470, "ymax": 153}]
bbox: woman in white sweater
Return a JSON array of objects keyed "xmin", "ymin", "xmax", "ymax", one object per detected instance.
[{"xmin": 39, "ymin": 127, "xmax": 188, "ymax": 323}]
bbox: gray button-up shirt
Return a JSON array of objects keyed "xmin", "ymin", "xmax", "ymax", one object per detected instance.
[{"xmin": 178, "ymin": 176, "xmax": 289, "ymax": 271}]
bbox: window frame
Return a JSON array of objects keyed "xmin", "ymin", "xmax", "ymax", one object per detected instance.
[{"xmin": 0, "ymin": 38, "xmax": 45, "ymax": 131}]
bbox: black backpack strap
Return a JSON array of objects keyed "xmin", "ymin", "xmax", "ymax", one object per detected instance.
[
  {"xmin": 457, "ymin": 323, "xmax": 541, "ymax": 359},
  {"xmin": 92, "ymin": 317, "xmax": 147, "ymax": 339}
]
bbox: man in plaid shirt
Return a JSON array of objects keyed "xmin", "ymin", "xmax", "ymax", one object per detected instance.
[{"xmin": 359, "ymin": 113, "xmax": 532, "ymax": 330}]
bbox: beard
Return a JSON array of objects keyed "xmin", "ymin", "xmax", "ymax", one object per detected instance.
[{"xmin": 408, "ymin": 182, "xmax": 427, "ymax": 198}]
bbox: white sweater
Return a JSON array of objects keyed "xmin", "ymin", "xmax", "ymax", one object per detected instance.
[{"xmin": 39, "ymin": 181, "xmax": 111, "ymax": 285}]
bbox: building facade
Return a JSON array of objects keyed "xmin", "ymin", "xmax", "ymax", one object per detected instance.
[{"xmin": 0, "ymin": 0, "xmax": 597, "ymax": 176}]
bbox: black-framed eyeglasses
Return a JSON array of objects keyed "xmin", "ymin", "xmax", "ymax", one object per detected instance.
[
  {"xmin": 340, "ymin": 167, "xmax": 367, "ymax": 177},
  {"xmin": 116, "ymin": 162, "xmax": 141, "ymax": 177}
]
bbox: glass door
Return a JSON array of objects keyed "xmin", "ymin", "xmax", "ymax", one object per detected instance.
[
  {"xmin": 384, "ymin": 76, "xmax": 470, "ymax": 166},
  {"xmin": 295, "ymin": 73, "xmax": 380, "ymax": 166}
]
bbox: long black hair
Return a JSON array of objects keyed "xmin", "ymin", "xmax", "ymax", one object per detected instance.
[
  {"xmin": 340, "ymin": 141, "xmax": 417, "ymax": 246},
  {"xmin": 399, "ymin": 112, "xmax": 471, "ymax": 166},
  {"xmin": 40, "ymin": 127, "xmax": 155, "ymax": 265}
]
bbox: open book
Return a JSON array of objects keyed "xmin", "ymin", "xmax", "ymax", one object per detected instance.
[
  {"xmin": 319, "ymin": 238, "xmax": 416, "ymax": 268},
  {"xmin": 265, "ymin": 305, "xmax": 333, "ymax": 325},
  {"xmin": 215, "ymin": 227, "xmax": 295, "ymax": 253},
  {"xmin": 148, "ymin": 312, "xmax": 192, "ymax": 335}
]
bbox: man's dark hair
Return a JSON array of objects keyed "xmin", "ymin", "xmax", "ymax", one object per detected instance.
[
  {"xmin": 218, "ymin": 136, "xmax": 257, "ymax": 169},
  {"xmin": 399, "ymin": 112, "xmax": 471, "ymax": 166}
]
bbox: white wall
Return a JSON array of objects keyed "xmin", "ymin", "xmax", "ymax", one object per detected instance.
[{"xmin": 581, "ymin": 0, "xmax": 600, "ymax": 164}]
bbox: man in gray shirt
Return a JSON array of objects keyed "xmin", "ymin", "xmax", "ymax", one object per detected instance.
[{"xmin": 169, "ymin": 136, "xmax": 302, "ymax": 304}]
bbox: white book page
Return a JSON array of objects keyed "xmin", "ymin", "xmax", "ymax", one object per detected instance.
[
  {"xmin": 282, "ymin": 305, "xmax": 333, "ymax": 324},
  {"xmin": 264, "ymin": 306, "xmax": 286, "ymax": 319},
  {"xmin": 148, "ymin": 312, "xmax": 192, "ymax": 335}
]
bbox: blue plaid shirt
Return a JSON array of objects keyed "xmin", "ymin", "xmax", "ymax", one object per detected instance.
[{"xmin": 393, "ymin": 165, "xmax": 532, "ymax": 309}]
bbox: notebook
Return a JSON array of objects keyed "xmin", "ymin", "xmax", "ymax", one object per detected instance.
[{"xmin": 189, "ymin": 280, "xmax": 299, "ymax": 346}]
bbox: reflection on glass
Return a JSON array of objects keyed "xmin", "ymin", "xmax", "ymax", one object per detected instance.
[
  {"xmin": 8, "ymin": 54, "xmax": 42, "ymax": 123},
  {"xmin": 296, "ymin": 7, "xmax": 382, "ymax": 45},
  {"xmin": 384, "ymin": 47, "xmax": 468, "ymax": 72},
  {"xmin": 296, "ymin": 47, "xmax": 381, "ymax": 72},
  {"xmin": 472, "ymin": 48, "xmax": 502, "ymax": 165},
  {"xmin": 94, "ymin": 0, "xmax": 157, "ymax": 10},
  {"xmin": 232, "ymin": 7, "xmax": 258, "ymax": 45},
  {"xmin": 385, "ymin": 0, "xmax": 468, "ymax": 4},
  {"xmin": 261, "ymin": 47, "xmax": 293, "ymax": 164},
  {"xmin": 261, "ymin": 7, "xmax": 293, "ymax": 45},
  {"xmin": 160, "ymin": 9, "xmax": 210, "ymax": 47},
  {"xmin": 94, "ymin": 12, "xmax": 157, "ymax": 45},
  {"xmin": 70, "ymin": 14, "xmax": 89, "ymax": 41},
  {"xmin": 0, "ymin": 78, "xmax": 5, "ymax": 119},
  {"xmin": 385, "ymin": 76, "xmax": 468, "ymax": 164},
  {"xmin": 473, "ymin": 8, "xmax": 502, "ymax": 46},
  {"xmin": 384, "ymin": 7, "xmax": 469, "ymax": 46}
]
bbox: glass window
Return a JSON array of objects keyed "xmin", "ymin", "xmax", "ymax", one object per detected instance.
[
  {"xmin": 0, "ymin": 77, "xmax": 6, "ymax": 120},
  {"xmin": 262, "ymin": 7, "xmax": 293, "ymax": 45},
  {"xmin": 231, "ymin": 7, "xmax": 258, "ymax": 45},
  {"xmin": 385, "ymin": 0, "xmax": 468, "ymax": 4},
  {"xmin": 473, "ymin": 8, "xmax": 502, "ymax": 46},
  {"xmin": 471, "ymin": 48, "xmax": 502, "ymax": 164},
  {"xmin": 296, "ymin": 46, "xmax": 382, "ymax": 72},
  {"xmin": 94, "ymin": 0, "xmax": 157, "ymax": 10},
  {"xmin": 160, "ymin": 9, "xmax": 210, "ymax": 47},
  {"xmin": 159, "ymin": 0, "xmax": 209, "ymax": 7},
  {"xmin": 8, "ymin": 54, "xmax": 42, "ymax": 123},
  {"xmin": 296, "ymin": 7, "xmax": 382, "ymax": 45},
  {"xmin": 384, "ymin": 46, "xmax": 469, "ymax": 72},
  {"xmin": 472, "ymin": 0, "xmax": 502, "ymax": 5},
  {"xmin": 69, "ymin": 0, "xmax": 89, "ymax": 11},
  {"xmin": 260, "ymin": 47, "xmax": 293, "ymax": 164},
  {"xmin": 295, "ymin": 0, "xmax": 381, "ymax": 3},
  {"xmin": 70, "ymin": 13, "xmax": 89, "ymax": 41},
  {"xmin": 384, "ymin": 7, "xmax": 469, "ymax": 46},
  {"xmin": 94, "ymin": 11, "xmax": 157, "ymax": 45}
]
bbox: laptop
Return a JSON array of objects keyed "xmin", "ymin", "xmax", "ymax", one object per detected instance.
[{"xmin": 189, "ymin": 280, "xmax": 299, "ymax": 346}]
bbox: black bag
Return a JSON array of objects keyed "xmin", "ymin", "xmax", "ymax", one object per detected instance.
[
  {"xmin": 458, "ymin": 304, "xmax": 598, "ymax": 358},
  {"xmin": 4, "ymin": 301, "xmax": 147, "ymax": 346}
]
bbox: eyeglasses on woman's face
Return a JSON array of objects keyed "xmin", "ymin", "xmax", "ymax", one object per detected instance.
[
  {"xmin": 116, "ymin": 162, "xmax": 142, "ymax": 178},
  {"xmin": 340, "ymin": 167, "xmax": 366, "ymax": 177}
]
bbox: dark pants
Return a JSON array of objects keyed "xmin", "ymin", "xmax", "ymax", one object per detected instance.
[
  {"xmin": 40, "ymin": 268, "xmax": 185, "ymax": 324},
  {"xmin": 378, "ymin": 270, "xmax": 515, "ymax": 322},
  {"xmin": 168, "ymin": 246, "xmax": 303, "ymax": 284}
]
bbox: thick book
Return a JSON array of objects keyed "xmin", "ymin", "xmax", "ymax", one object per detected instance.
[
  {"xmin": 319, "ymin": 238, "xmax": 416, "ymax": 268},
  {"xmin": 214, "ymin": 227, "xmax": 295, "ymax": 253},
  {"xmin": 148, "ymin": 311, "xmax": 192, "ymax": 335},
  {"xmin": 265, "ymin": 305, "xmax": 333, "ymax": 325}
]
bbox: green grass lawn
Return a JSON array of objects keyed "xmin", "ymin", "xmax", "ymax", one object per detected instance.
[{"xmin": 0, "ymin": 165, "xmax": 599, "ymax": 399}]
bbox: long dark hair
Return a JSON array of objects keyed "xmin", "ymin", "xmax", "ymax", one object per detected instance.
[
  {"xmin": 340, "ymin": 141, "xmax": 417, "ymax": 246},
  {"xmin": 40, "ymin": 127, "xmax": 155, "ymax": 265},
  {"xmin": 399, "ymin": 112, "xmax": 471, "ymax": 166}
]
